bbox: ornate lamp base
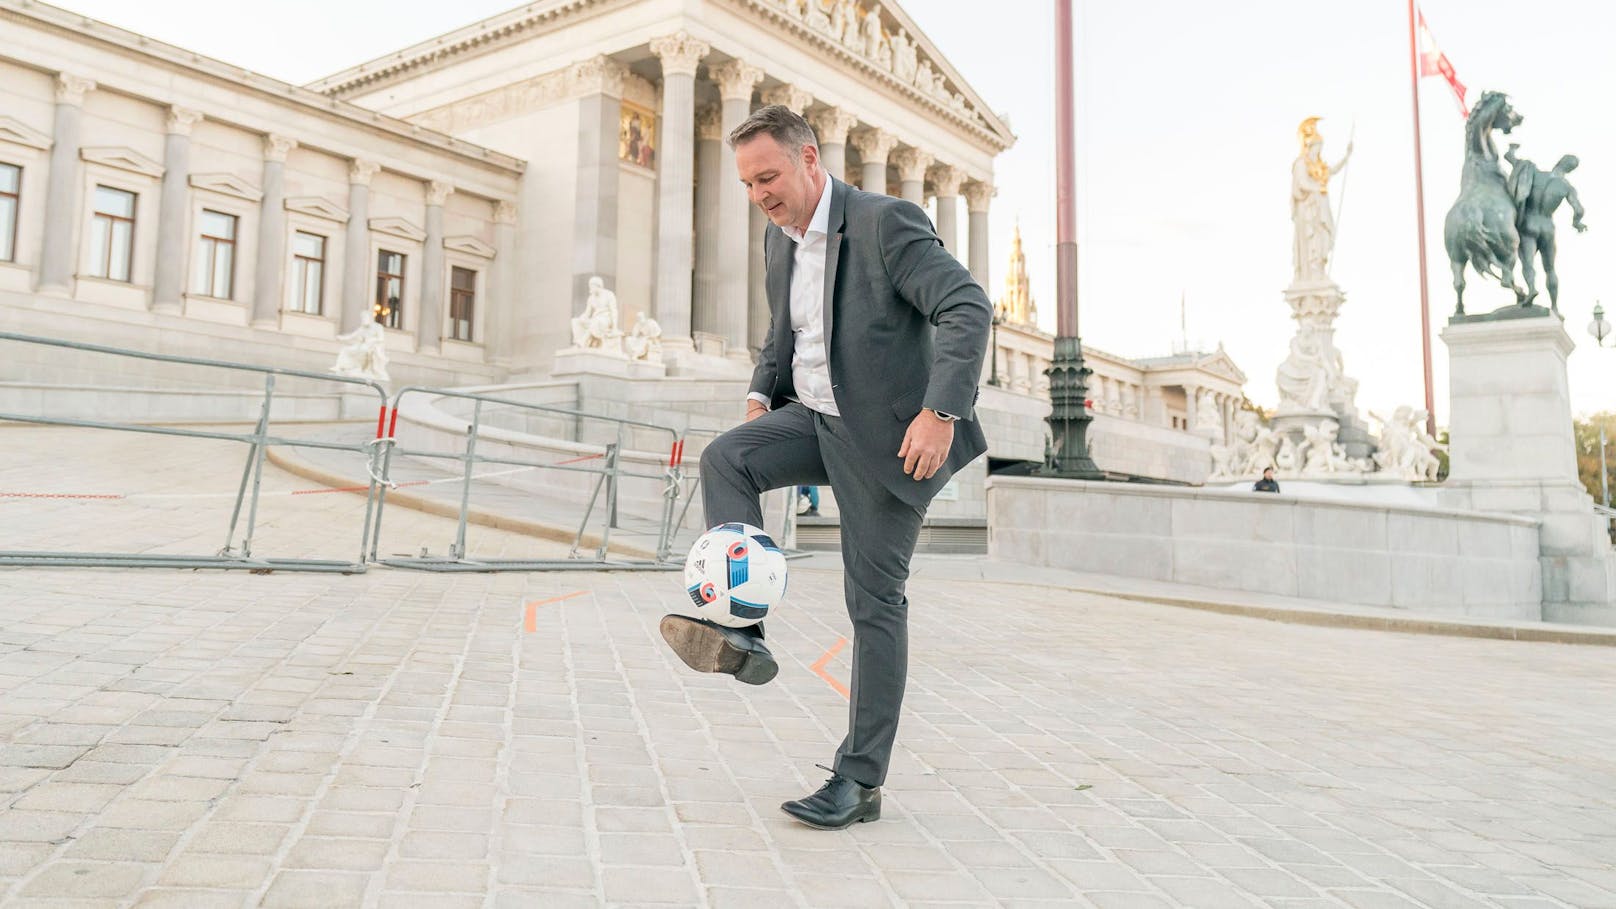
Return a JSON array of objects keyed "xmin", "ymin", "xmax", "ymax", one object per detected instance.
[{"xmin": 1037, "ymin": 336, "xmax": 1105, "ymax": 479}]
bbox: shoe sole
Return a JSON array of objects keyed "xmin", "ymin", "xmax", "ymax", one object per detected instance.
[
  {"xmin": 780, "ymin": 806, "xmax": 881, "ymax": 830},
  {"xmin": 660, "ymin": 616, "xmax": 778, "ymax": 686}
]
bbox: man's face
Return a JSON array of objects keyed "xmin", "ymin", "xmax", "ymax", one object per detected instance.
[
  {"xmin": 735, "ymin": 134, "xmax": 823, "ymax": 232},
  {"xmin": 1263, "ymin": 469, "xmax": 1274, "ymax": 479}
]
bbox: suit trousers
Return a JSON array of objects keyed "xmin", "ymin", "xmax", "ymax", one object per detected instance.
[{"xmin": 700, "ymin": 402, "xmax": 926, "ymax": 787}]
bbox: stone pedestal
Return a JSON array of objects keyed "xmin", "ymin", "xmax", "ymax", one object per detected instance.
[
  {"xmin": 552, "ymin": 346, "xmax": 666, "ymax": 380},
  {"xmin": 1440, "ymin": 312, "xmax": 1616, "ymax": 625}
]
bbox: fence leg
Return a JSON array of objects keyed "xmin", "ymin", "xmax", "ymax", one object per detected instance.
[
  {"xmin": 451, "ymin": 400, "xmax": 482, "ymax": 560},
  {"xmin": 596, "ymin": 442, "xmax": 622, "ymax": 561},
  {"xmin": 221, "ymin": 374, "xmax": 275, "ymax": 558},
  {"xmin": 655, "ymin": 467, "xmax": 681, "ymax": 562},
  {"xmin": 571, "ymin": 466, "xmax": 609, "ymax": 559},
  {"xmin": 369, "ymin": 430, "xmax": 396, "ymax": 563},
  {"xmin": 238, "ymin": 375, "xmax": 277, "ymax": 560}
]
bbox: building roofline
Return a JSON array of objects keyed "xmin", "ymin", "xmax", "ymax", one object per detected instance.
[
  {"xmin": 306, "ymin": 0, "xmax": 1015, "ymax": 155},
  {"xmin": 1, "ymin": 0, "xmax": 526, "ymax": 174}
]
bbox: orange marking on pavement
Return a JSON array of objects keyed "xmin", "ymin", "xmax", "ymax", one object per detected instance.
[
  {"xmin": 524, "ymin": 590, "xmax": 589, "ymax": 632},
  {"xmin": 811, "ymin": 637, "xmax": 851, "ymax": 700}
]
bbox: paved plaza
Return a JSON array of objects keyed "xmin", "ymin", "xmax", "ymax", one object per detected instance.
[{"xmin": 2, "ymin": 427, "xmax": 1615, "ymax": 907}]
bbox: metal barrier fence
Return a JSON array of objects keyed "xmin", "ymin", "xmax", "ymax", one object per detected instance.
[
  {"xmin": 0, "ymin": 331, "xmax": 389, "ymax": 573},
  {"xmin": 369, "ymin": 387, "xmax": 688, "ymax": 572}
]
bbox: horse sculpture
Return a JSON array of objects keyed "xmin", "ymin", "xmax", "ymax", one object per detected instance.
[{"xmin": 1442, "ymin": 91, "xmax": 1528, "ymax": 314}]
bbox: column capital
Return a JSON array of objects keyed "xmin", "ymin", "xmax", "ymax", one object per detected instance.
[
  {"xmin": 494, "ymin": 200, "xmax": 518, "ymax": 224},
  {"xmin": 963, "ymin": 180, "xmax": 994, "ymax": 212},
  {"xmin": 850, "ymin": 128, "xmax": 898, "ymax": 165},
  {"xmin": 650, "ymin": 31, "xmax": 710, "ymax": 78},
  {"xmin": 426, "ymin": 180, "xmax": 454, "ymax": 206},
  {"xmin": 929, "ymin": 164, "xmax": 965, "ymax": 197},
  {"xmin": 808, "ymin": 107, "xmax": 859, "ymax": 146},
  {"xmin": 696, "ymin": 104, "xmax": 723, "ymax": 142},
  {"xmin": 263, "ymin": 133, "xmax": 297, "ymax": 162},
  {"xmin": 166, "ymin": 106, "xmax": 204, "ymax": 137},
  {"xmin": 568, "ymin": 54, "xmax": 628, "ymax": 99},
  {"xmin": 349, "ymin": 159, "xmax": 381, "ymax": 186},
  {"xmin": 760, "ymin": 84, "xmax": 813, "ymax": 114},
  {"xmin": 891, "ymin": 147, "xmax": 934, "ymax": 184},
  {"xmin": 711, "ymin": 59, "xmax": 764, "ymax": 102},
  {"xmin": 55, "ymin": 72, "xmax": 96, "ymax": 106}
]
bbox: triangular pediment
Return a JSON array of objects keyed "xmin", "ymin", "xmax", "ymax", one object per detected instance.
[
  {"xmin": 284, "ymin": 196, "xmax": 349, "ymax": 222},
  {"xmin": 1196, "ymin": 351, "xmax": 1248, "ymax": 384},
  {"xmin": 189, "ymin": 172, "xmax": 262, "ymax": 202},
  {"xmin": 444, "ymin": 235, "xmax": 496, "ymax": 258},
  {"xmin": 0, "ymin": 116, "xmax": 50, "ymax": 151},
  {"xmin": 80, "ymin": 146, "xmax": 164, "ymax": 178},
  {"xmin": 369, "ymin": 216, "xmax": 426, "ymax": 242}
]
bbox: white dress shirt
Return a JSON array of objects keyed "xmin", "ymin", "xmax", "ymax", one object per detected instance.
[{"xmin": 751, "ymin": 178, "xmax": 839, "ymax": 417}]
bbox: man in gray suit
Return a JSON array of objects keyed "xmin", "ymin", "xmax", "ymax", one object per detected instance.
[{"xmin": 660, "ymin": 105, "xmax": 991, "ymax": 830}]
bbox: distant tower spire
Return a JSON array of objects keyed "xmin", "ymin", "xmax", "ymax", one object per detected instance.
[{"xmin": 999, "ymin": 220, "xmax": 1036, "ymax": 325}]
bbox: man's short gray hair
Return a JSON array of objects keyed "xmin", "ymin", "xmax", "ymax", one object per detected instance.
[{"xmin": 727, "ymin": 104, "xmax": 819, "ymax": 157}]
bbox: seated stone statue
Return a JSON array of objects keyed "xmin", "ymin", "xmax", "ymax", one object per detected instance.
[
  {"xmin": 625, "ymin": 312, "xmax": 663, "ymax": 361},
  {"xmin": 1276, "ymin": 333, "xmax": 1333, "ymax": 413},
  {"xmin": 570, "ymin": 276, "xmax": 621, "ymax": 351},
  {"xmin": 331, "ymin": 320, "xmax": 390, "ymax": 383}
]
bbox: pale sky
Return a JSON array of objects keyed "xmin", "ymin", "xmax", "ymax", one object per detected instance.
[{"xmin": 49, "ymin": 0, "xmax": 1616, "ymax": 422}]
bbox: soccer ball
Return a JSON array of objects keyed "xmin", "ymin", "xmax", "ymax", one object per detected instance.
[{"xmin": 683, "ymin": 522, "xmax": 789, "ymax": 628}]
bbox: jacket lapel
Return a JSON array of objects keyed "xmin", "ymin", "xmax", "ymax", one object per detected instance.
[
  {"xmin": 822, "ymin": 178, "xmax": 847, "ymax": 349},
  {"xmin": 765, "ymin": 223, "xmax": 793, "ymax": 388}
]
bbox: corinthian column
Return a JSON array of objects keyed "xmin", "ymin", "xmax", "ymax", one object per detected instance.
[
  {"xmin": 930, "ymin": 164, "xmax": 964, "ymax": 255},
  {"xmin": 37, "ymin": 73, "xmax": 95, "ymax": 295},
  {"xmin": 571, "ymin": 56, "xmax": 626, "ymax": 313},
  {"xmin": 808, "ymin": 107, "xmax": 857, "ymax": 182},
  {"xmin": 711, "ymin": 58, "xmax": 764, "ymax": 357},
  {"xmin": 650, "ymin": 31, "xmax": 709, "ymax": 349},
  {"xmin": 418, "ymin": 180, "xmax": 452, "ymax": 353},
  {"xmin": 692, "ymin": 105, "xmax": 722, "ymax": 338},
  {"xmin": 489, "ymin": 201, "xmax": 517, "ymax": 362},
  {"xmin": 152, "ymin": 106, "xmax": 202, "ymax": 313},
  {"xmin": 963, "ymin": 180, "xmax": 993, "ymax": 289},
  {"xmin": 250, "ymin": 133, "xmax": 296, "ymax": 327},
  {"xmin": 850, "ymin": 128, "xmax": 897, "ymax": 195},
  {"xmin": 341, "ymin": 159, "xmax": 379, "ymax": 333},
  {"xmin": 892, "ymin": 147, "xmax": 933, "ymax": 206}
]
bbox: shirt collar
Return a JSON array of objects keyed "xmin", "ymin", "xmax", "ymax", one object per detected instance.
[{"xmin": 785, "ymin": 178, "xmax": 832, "ymax": 245}]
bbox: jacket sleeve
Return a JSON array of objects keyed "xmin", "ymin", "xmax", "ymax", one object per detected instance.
[
  {"xmin": 876, "ymin": 199, "xmax": 992, "ymax": 419},
  {"xmin": 749, "ymin": 230, "xmax": 781, "ymax": 401}
]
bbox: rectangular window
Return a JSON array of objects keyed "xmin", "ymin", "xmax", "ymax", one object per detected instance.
[
  {"xmin": 289, "ymin": 231, "xmax": 325, "ymax": 314},
  {"xmin": 190, "ymin": 209, "xmax": 237, "ymax": 298},
  {"xmin": 0, "ymin": 163, "xmax": 18, "ymax": 263},
  {"xmin": 449, "ymin": 266, "xmax": 476, "ymax": 342},
  {"xmin": 375, "ymin": 250, "xmax": 405, "ymax": 329},
  {"xmin": 88, "ymin": 185, "xmax": 136, "ymax": 281}
]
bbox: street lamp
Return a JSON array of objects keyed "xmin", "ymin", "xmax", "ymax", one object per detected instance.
[
  {"xmin": 1588, "ymin": 302, "xmax": 1610, "ymax": 348},
  {"xmin": 988, "ymin": 303, "xmax": 1003, "ymax": 387},
  {"xmin": 1587, "ymin": 302, "xmax": 1613, "ymax": 508}
]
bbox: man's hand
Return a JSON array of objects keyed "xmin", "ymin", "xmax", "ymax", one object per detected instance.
[
  {"xmin": 746, "ymin": 401, "xmax": 768, "ymax": 423},
  {"xmin": 898, "ymin": 409, "xmax": 955, "ymax": 481}
]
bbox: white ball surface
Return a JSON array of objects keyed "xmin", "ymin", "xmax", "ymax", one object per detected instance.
[{"xmin": 683, "ymin": 523, "xmax": 789, "ymax": 628}]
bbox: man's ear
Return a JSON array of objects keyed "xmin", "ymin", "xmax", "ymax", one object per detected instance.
[{"xmin": 801, "ymin": 143, "xmax": 820, "ymax": 174}]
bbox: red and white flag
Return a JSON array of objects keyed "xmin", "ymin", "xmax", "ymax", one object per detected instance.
[{"xmin": 1416, "ymin": 8, "xmax": 1468, "ymax": 117}]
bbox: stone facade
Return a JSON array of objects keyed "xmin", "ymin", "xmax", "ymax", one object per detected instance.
[{"xmin": 0, "ymin": 0, "xmax": 1009, "ymax": 390}]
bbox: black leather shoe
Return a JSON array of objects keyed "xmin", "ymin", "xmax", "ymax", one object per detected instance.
[
  {"xmin": 659, "ymin": 614, "xmax": 778, "ymax": 686},
  {"xmin": 780, "ymin": 766, "xmax": 881, "ymax": 829}
]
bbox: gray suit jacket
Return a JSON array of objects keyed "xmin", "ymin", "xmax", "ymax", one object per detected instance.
[{"xmin": 750, "ymin": 177, "xmax": 992, "ymax": 509}]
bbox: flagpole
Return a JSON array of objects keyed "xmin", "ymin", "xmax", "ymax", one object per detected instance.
[{"xmin": 1408, "ymin": 0, "xmax": 1437, "ymax": 439}]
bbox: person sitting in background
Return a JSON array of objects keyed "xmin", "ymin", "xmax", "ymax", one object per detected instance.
[{"xmin": 797, "ymin": 485, "xmax": 821, "ymax": 517}]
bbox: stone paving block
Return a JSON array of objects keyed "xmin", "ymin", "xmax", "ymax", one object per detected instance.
[
  {"xmin": 20, "ymin": 860, "xmax": 150, "ymax": 898},
  {"xmin": 384, "ymin": 860, "xmax": 491, "ymax": 894},
  {"xmin": 133, "ymin": 888, "xmax": 252, "ymax": 907},
  {"xmin": 303, "ymin": 811, "xmax": 395, "ymax": 839},
  {"xmin": 260, "ymin": 870, "xmax": 369, "ymax": 907},
  {"xmin": 601, "ymin": 866, "xmax": 701, "ymax": 904},
  {"xmin": 0, "ymin": 809, "xmax": 86, "ymax": 842},
  {"xmin": 156, "ymin": 854, "xmax": 273, "ymax": 888}
]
